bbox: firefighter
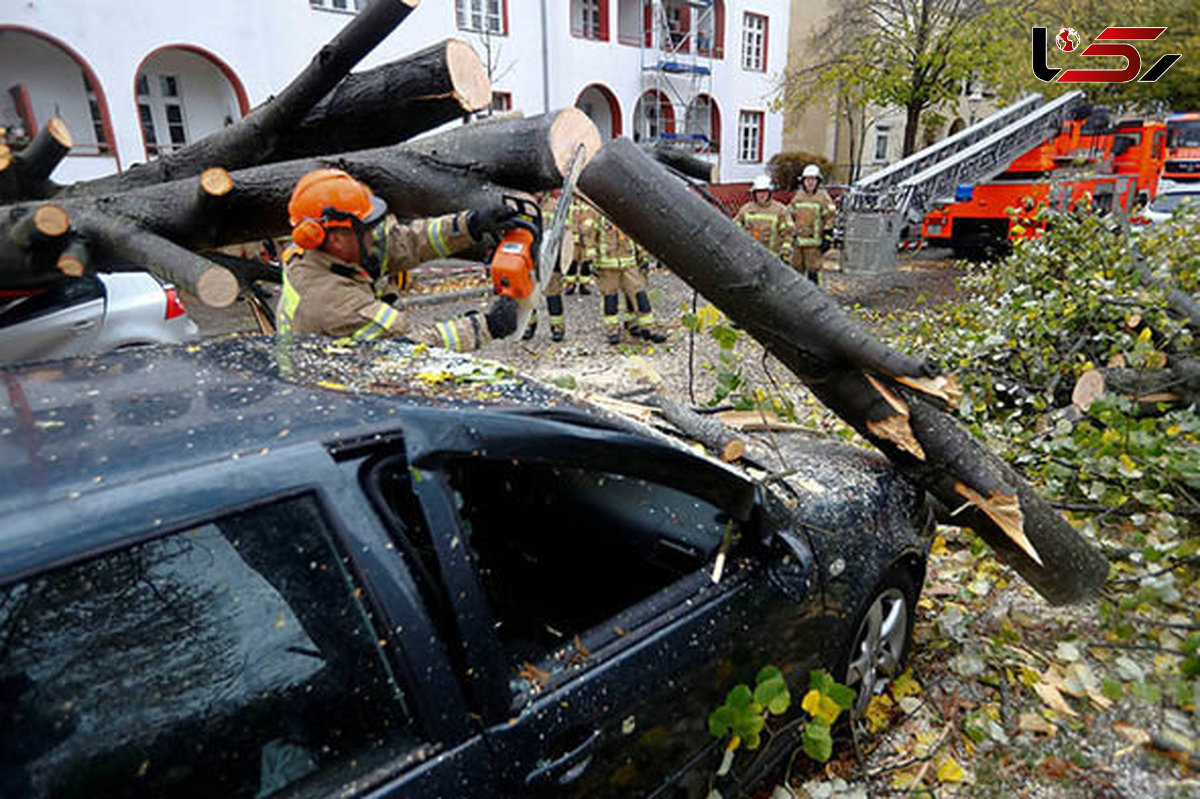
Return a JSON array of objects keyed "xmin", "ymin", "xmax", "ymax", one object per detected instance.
[
  {"xmin": 523, "ymin": 191, "xmax": 570, "ymax": 342},
  {"xmin": 579, "ymin": 201, "xmax": 667, "ymax": 345},
  {"xmin": 276, "ymin": 168, "xmax": 519, "ymax": 351},
  {"xmin": 734, "ymin": 175, "xmax": 794, "ymax": 262},
  {"xmin": 563, "ymin": 197, "xmax": 593, "ymax": 295},
  {"xmin": 788, "ymin": 164, "xmax": 836, "ymax": 284}
]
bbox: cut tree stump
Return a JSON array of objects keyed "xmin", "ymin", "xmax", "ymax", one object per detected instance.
[
  {"xmin": 579, "ymin": 137, "xmax": 1109, "ymax": 605},
  {"xmin": 0, "ymin": 116, "xmax": 74, "ymax": 202},
  {"xmin": 270, "ymin": 38, "xmax": 492, "ymax": 162}
]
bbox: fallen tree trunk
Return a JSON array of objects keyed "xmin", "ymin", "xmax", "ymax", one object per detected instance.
[
  {"xmin": 60, "ymin": 0, "xmax": 421, "ymax": 197},
  {"xmin": 654, "ymin": 395, "xmax": 746, "ymax": 461},
  {"xmin": 404, "ymin": 108, "xmax": 602, "ymax": 192},
  {"xmin": 0, "ymin": 117, "xmax": 73, "ymax": 202},
  {"xmin": 0, "ymin": 204, "xmax": 73, "ymax": 293},
  {"xmin": 641, "ymin": 141, "xmax": 717, "ymax": 183},
  {"xmin": 271, "ymin": 38, "xmax": 492, "ymax": 162},
  {"xmin": 580, "ymin": 137, "xmax": 1108, "ymax": 605},
  {"xmin": 1073, "ymin": 361, "xmax": 1200, "ymax": 410},
  {"xmin": 0, "ymin": 112, "xmax": 599, "ymax": 302}
]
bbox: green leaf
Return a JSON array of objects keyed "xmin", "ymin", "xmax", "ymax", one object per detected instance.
[
  {"xmin": 802, "ymin": 719, "xmax": 834, "ymax": 762},
  {"xmin": 726, "ymin": 684, "xmax": 753, "ymax": 710},
  {"xmin": 756, "ymin": 665, "xmax": 783, "ymax": 684},
  {"xmin": 826, "ymin": 682, "xmax": 856, "ymax": 711},
  {"xmin": 754, "ymin": 676, "xmax": 791, "ymax": 716},
  {"xmin": 708, "ymin": 705, "xmax": 736, "ymax": 739}
]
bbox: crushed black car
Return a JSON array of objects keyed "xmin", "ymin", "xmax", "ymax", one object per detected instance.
[{"xmin": 0, "ymin": 336, "xmax": 933, "ymax": 799}]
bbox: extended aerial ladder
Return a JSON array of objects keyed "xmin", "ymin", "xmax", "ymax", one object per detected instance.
[{"xmin": 841, "ymin": 91, "xmax": 1089, "ymax": 271}]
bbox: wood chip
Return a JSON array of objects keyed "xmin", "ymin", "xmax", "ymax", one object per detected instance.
[
  {"xmin": 868, "ymin": 414, "xmax": 927, "ymax": 461},
  {"xmin": 1072, "ymin": 369, "xmax": 1106, "ymax": 411},
  {"xmin": 894, "ymin": 373, "xmax": 964, "ymax": 408},
  {"xmin": 953, "ymin": 482, "xmax": 1042, "ymax": 566}
]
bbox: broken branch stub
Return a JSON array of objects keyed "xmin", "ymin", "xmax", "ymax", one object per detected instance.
[{"xmin": 579, "ymin": 138, "xmax": 1108, "ymax": 604}]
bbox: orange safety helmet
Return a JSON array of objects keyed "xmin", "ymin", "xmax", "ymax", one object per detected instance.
[{"xmin": 288, "ymin": 168, "xmax": 388, "ymax": 250}]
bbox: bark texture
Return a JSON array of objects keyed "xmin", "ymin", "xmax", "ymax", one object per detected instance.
[{"xmin": 579, "ymin": 137, "xmax": 1109, "ymax": 605}]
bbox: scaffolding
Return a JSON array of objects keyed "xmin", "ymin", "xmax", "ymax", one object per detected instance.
[{"xmin": 638, "ymin": 0, "xmax": 715, "ymax": 157}]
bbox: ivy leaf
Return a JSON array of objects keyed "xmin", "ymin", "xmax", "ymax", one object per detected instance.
[{"xmin": 802, "ymin": 719, "xmax": 834, "ymax": 763}]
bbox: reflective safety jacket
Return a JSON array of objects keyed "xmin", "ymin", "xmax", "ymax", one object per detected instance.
[
  {"xmin": 734, "ymin": 198, "xmax": 794, "ymax": 258},
  {"xmin": 580, "ymin": 208, "xmax": 641, "ymax": 269},
  {"xmin": 276, "ymin": 211, "xmax": 490, "ymax": 351},
  {"xmin": 788, "ymin": 189, "xmax": 836, "ymax": 247}
]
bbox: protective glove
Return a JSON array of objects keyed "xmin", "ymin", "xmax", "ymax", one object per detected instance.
[
  {"xmin": 819, "ymin": 231, "xmax": 833, "ymax": 253},
  {"xmin": 483, "ymin": 295, "xmax": 519, "ymax": 339},
  {"xmin": 468, "ymin": 203, "xmax": 521, "ymax": 240}
]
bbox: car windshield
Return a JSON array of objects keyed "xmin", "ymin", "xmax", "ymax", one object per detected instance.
[
  {"xmin": 1151, "ymin": 192, "xmax": 1200, "ymax": 213},
  {"xmin": 1167, "ymin": 119, "xmax": 1200, "ymax": 148}
]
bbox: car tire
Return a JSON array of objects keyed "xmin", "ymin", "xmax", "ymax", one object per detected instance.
[{"xmin": 838, "ymin": 566, "xmax": 918, "ymax": 717}]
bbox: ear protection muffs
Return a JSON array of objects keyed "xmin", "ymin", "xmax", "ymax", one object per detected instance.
[{"xmin": 291, "ymin": 218, "xmax": 326, "ymax": 250}]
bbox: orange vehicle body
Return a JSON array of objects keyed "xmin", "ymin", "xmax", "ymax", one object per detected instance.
[
  {"xmin": 1163, "ymin": 111, "xmax": 1200, "ymax": 183},
  {"xmin": 921, "ymin": 119, "xmax": 1167, "ymax": 259}
]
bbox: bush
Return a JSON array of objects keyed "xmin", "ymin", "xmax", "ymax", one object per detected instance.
[{"xmin": 767, "ymin": 151, "xmax": 836, "ymax": 191}]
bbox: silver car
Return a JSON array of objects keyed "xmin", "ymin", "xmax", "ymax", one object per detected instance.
[{"xmin": 0, "ymin": 271, "xmax": 199, "ymax": 365}]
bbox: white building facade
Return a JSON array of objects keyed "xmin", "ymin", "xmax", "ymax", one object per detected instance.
[{"xmin": 0, "ymin": 0, "xmax": 790, "ymax": 185}]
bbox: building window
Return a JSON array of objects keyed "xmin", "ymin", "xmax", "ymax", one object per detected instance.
[
  {"xmin": 695, "ymin": 0, "xmax": 723, "ymax": 58},
  {"xmin": 738, "ymin": 110, "xmax": 763, "ymax": 162},
  {"xmin": 491, "ymin": 92, "xmax": 512, "ymax": 112},
  {"xmin": 741, "ymin": 13, "xmax": 767, "ymax": 71},
  {"xmin": 456, "ymin": 0, "xmax": 507, "ymax": 34},
  {"xmin": 874, "ymin": 125, "xmax": 891, "ymax": 162},
  {"xmin": 137, "ymin": 72, "xmax": 188, "ymax": 158},
  {"xmin": 310, "ymin": 0, "xmax": 366, "ymax": 11},
  {"xmin": 81, "ymin": 71, "xmax": 110, "ymax": 154},
  {"xmin": 572, "ymin": 0, "xmax": 609, "ymax": 40}
]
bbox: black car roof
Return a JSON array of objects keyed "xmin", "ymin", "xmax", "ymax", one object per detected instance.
[{"xmin": 0, "ymin": 335, "xmax": 606, "ymax": 519}]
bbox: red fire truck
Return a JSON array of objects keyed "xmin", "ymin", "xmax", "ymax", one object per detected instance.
[
  {"xmin": 1163, "ymin": 111, "xmax": 1200, "ymax": 184},
  {"xmin": 920, "ymin": 117, "xmax": 1168, "ymax": 260}
]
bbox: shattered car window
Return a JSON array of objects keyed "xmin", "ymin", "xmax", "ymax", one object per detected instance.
[
  {"xmin": 446, "ymin": 459, "xmax": 731, "ymax": 666},
  {"xmin": 0, "ymin": 496, "xmax": 423, "ymax": 799}
]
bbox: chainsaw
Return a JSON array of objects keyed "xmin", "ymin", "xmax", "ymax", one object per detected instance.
[{"xmin": 488, "ymin": 144, "xmax": 588, "ymax": 339}]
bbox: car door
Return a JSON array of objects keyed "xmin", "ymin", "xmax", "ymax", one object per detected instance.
[
  {"xmin": 0, "ymin": 277, "xmax": 105, "ymax": 364},
  {"xmin": 387, "ymin": 410, "xmax": 826, "ymax": 798},
  {"xmin": 0, "ymin": 443, "xmax": 498, "ymax": 799}
]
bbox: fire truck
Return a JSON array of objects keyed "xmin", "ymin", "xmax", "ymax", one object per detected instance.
[
  {"xmin": 1163, "ymin": 111, "xmax": 1200, "ymax": 184},
  {"xmin": 919, "ymin": 116, "xmax": 1167, "ymax": 260}
]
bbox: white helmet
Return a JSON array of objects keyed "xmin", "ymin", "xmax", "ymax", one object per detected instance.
[
  {"xmin": 801, "ymin": 164, "xmax": 823, "ymax": 181},
  {"xmin": 751, "ymin": 174, "xmax": 773, "ymax": 192}
]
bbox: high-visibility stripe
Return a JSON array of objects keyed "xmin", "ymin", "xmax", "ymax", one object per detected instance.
[
  {"xmin": 549, "ymin": 314, "xmax": 565, "ymax": 325},
  {"xmin": 435, "ymin": 320, "xmax": 464, "ymax": 351},
  {"xmin": 277, "ymin": 272, "xmax": 301, "ymax": 336},
  {"xmin": 428, "ymin": 217, "xmax": 451, "ymax": 257},
  {"xmin": 602, "ymin": 314, "xmax": 620, "ymax": 325},
  {"xmin": 638, "ymin": 312, "xmax": 655, "ymax": 325},
  {"xmin": 596, "ymin": 257, "xmax": 637, "ymax": 268}
]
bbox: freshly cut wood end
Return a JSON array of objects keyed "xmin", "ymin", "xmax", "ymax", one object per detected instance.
[
  {"xmin": 1135, "ymin": 391, "xmax": 1180, "ymax": 404},
  {"xmin": 195, "ymin": 265, "xmax": 240, "ymax": 308},
  {"xmin": 56, "ymin": 254, "xmax": 85, "ymax": 277},
  {"xmin": 866, "ymin": 374, "xmax": 910, "ymax": 416},
  {"xmin": 46, "ymin": 116, "xmax": 75, "ymax": 148},
  {"xmin": 33, "ymin": 204, "xmax": 70, "ymax": 237},
  {"xmin": 549, "ymin": 108, "xmax": 603, "ymax": 179},
  {"xmin": 446, "ymin": 39, "xmax": 491, "ymax": 111},
  {"xmin": 401, "ymin": 0, "xmax": 420, "ymax": 6},
  {"xmin": 200, "ymin": 166, "xmax": 234, "ymax": 197},
  {"xmin": 895, "ymin": 373, "xmax": 963, "ymax": 408},
  {"xmin": 720, "ymin": 439, "xmax": 746, "ymax": 462},
  {"xmin": 867, "ymin": 414, "xmax": 926, "ymax": 461},
  {"xmin": 953, "ymin": 481, "xmax": 1042, "ymax": 566},
  {"xmin": 0, "ymin": 143, "xmax": 12, "ymax": 171},
  {"xmin": 1072, "ymin": 369, "xmax": 1105, "ymax": 411}
]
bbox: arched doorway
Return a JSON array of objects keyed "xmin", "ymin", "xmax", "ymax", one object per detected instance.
[
  {"xmin": 575, "ymin": 83, "xmax": 622, "ymax": 139},
  {"xmin": 134, "ymin": 45, "xmax": 248, "ymax": 159},
  {"xmin": 0, "ymin": 26, "xmax": 118, "ymax": 177},
  {"xmin": 632, "ymin": 90, "xmax": 675, "ymax": 143},
  {"xmin": 685, "ymin": 94, "xmax": 720, "ymax": 153}
]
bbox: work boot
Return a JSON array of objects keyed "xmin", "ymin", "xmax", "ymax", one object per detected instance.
[
  {"xmin": 578, "ymin": 284, "xmax": 592, "ymax": 296},
  {"xmin": 565, "ymin": 284, "xmax": 577, "ymax": 295},
  {"xmin": 626, "ymin": 324, "xmax": 644, "ymax": 339},
  {"xmin": 522, "ymin": 319, "xmax": 537, "ymax": 340},
  {"xmin": 607, "ymin": 330, "xmax": 621, "ymax": 345},
  {"xmin": 640, "ymin": 328, "xmax": 668, "ymax": 343},
  {"xmin": 551, "ymin": 326, "xmax": 565, "ymax": 342}
]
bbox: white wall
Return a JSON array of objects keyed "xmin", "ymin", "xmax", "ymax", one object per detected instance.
[{"xmin": 1, "ymin": 0, "xmax": 790, "ymax": 184}]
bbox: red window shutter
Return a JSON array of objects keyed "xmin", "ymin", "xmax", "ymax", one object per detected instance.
[
  {"xmin": 714, "ymin": 2, "xmax": 725, "ymax": 58},
  {"xmin": 599, "ymin": 0, "xmax": 610, "ymax": 40}
]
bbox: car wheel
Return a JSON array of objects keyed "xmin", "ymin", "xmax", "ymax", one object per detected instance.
[{"xmin": 840, "ymin": 568, "xmax": 917, "ymax": 717}]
